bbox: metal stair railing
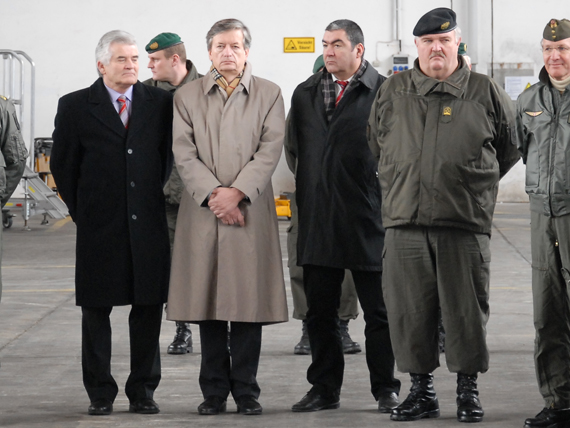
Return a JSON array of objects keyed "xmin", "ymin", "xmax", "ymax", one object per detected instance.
[{"xmin": 21, "ymin": 165, "xmax": 68, "ymax": 228}]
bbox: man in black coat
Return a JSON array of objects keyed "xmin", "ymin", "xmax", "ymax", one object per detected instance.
[
  {"xmin": 286, "ymin": 19, "xmax": 400, "ymax": 413},
  {"xmin": 51, "ymin": 30, "xmax": 172, "ymax": 416}
]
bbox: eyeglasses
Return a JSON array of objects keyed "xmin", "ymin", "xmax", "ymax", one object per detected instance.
[{"xmin": 542, "ymin": 46, "xmax": 570, "ymax": 54}]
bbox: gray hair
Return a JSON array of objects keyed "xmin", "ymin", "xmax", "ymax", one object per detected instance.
[
  {"xmin": 206, "ymin": 19, "xmax": 252, "ymax": 51},
  {"xmin": 325, "ymin": 20, "xmax": 365, "ymax": 50},
  {"xmin": 95, "ymin": 30, "xmax": 137, "ymax": 76}
]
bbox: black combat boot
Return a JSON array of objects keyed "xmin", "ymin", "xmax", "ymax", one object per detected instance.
[
  {"xmin": 340, "ymin": 320, "xmax": 362, "ymax": 354},
  {"xmin": 391, "ymin": 373, "xmax": 439, "ymax": 421},
  {"xmin": 524, "ymin": 407, "xmax": 570, "ymax": 427},
  {"xmin": 294, "ymin": 320, "xmax": 310, "ymax": 355},
  {"xmin": 167, "ymin": 322, "xmax": 193, "ymax": 354},
  {"xmin": 456, "ymin": 373, "xmax": 484, "ymax": 422}
]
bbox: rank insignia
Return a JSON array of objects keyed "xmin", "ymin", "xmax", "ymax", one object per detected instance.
[{"xmin": 443, "ymin": 107, "xmax": 452, "ymax": 116}]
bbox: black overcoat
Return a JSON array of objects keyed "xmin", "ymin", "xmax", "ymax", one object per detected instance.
[
  {"xmin": 285, "ymin": 64, "xmax": 386, "ymax": 271},
  {"xmin": 51, "ymin": 78, "xmax": 172, "ymax": 307}
]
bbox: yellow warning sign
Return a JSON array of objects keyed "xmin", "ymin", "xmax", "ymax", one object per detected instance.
[{"xmin": 284, "ymin": 37, "xmax": 315, "ymax": 53}]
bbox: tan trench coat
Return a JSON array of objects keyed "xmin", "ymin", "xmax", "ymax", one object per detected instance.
[{"xmin": 167, "ymin": 63, "xmax": 288, "ymax": 324}]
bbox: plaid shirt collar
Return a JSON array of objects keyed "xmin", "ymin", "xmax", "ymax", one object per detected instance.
[{"xmin": 321, "ymin": 59, "xmax": 368, "ymax": 122}]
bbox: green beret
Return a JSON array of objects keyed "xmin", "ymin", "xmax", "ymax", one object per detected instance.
[
  {"xmin": 313, "ymin": 55, "xmax": 325, "ymax": 74},
  {"xmin": 145, "ymin": 32, "xmax": 183, "ymax": 53},
  {"xmin": 413, "ymin": 7, "xmax": 457, "ymax": 37},
  {"xmin": 543, "ymin": 19, "xmax": 570, "ymax": 42},
  {"xmin": 458, "ymin": 42, "xmax": 467, "ymax": 55}
]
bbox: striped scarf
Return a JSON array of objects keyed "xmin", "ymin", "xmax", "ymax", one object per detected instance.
[
  {"xmin": 210, "ymin": 65, "xmax": 243, "ymax": 97},
  {"xmin": 321, "ymin": 59, "xmax": 368, "ymax": 122}
]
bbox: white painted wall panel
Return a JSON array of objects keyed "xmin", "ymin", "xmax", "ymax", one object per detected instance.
[{"xmin": 0, "ymin": 0, "xmax": 563, "ymax": 201}]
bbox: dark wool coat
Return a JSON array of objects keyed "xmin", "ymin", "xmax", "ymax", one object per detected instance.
[
  {"xmin": 285, "ymin": 63, "xmax": 386, "ymax": 271},
  {"xmin": 51, "ymin": 78, "xmax": 172, "ymax": 307}
]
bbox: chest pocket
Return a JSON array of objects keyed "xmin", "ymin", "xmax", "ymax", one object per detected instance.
[{"xmin": 522, "ymin": 109, "xmax": 552, "ymax": 189}]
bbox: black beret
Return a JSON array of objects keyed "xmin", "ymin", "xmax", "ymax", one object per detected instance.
[
  {"xmin": 543, "ymin": 19, "xmax": 570, "ymax": 42},
  {"xmin": 413, "ymin": 7, "xmax": 457, "ymax": 37}
]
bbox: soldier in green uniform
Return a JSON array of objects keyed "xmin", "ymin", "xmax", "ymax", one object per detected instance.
[
  {"xmin": 0, "ymin": 96, "xmax": 27, "ymax": 302},
  {"xmin": 517, "ymin": 18, "xmax": 570, "ymax": 428},
  {"xmin": 368, "ymin": 7, "xmax": 519, "ymax": 423},
  {"xmin": 143, "ymin": 32, "xmax": 201, "ymax": 355}
]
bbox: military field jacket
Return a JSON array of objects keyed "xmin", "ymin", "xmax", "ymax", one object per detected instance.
[
  {"xmin": 143, "ymin": 60, "xmax": 202, "ymax": 205},
  {"xmin": 0, "ymin": 97, "xmax": 27, "ymax": 207},
  {"xmin": 517, "ymin": 67, "xmax": 570, "ymax": 217},
  {"xmin": 369, "ymin": 58, "xmax": 520, "ymax": 234}
]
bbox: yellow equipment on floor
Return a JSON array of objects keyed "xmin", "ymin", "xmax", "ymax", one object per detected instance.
[{"xmin": 275, "ymin": 194, "xmax": 291, "ymax": 220}]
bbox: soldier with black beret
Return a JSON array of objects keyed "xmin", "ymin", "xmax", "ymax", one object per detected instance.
[
  {"xmin": 369, "ymin": 7, "xmax": 519, "ymax": 423},
  {"xmin": 143, "ymin": 32, "xmax": 202, "ymax": 357},
  {"xmin": 517, "ymin": 17, "xmax": 570, "ymax": 428}
]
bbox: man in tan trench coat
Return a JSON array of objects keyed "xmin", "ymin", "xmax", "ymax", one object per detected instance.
[{"xmin": 167, "ymin": 18, "xmax": 288, "ymax": 416}]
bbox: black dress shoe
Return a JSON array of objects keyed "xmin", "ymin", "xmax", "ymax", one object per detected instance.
[
  {"xmin": 88, "ymin": 398, "xmax": 113, "ymax": 415},
  {"xmin": 198, "ymin": 396, "xmax": 227, "ymax": 415},
  {"xmin": 236, "ymin": 395, "xmax": 262, "ymax": 415},
  {"xmin": 129, "ymin": 398, "xmax": 159, "ymax": 414},
  {"xmin": 378, "ymin": 392, "xmax": 399, "ymax": 413},
  {"xmin": 391, "ymin": 373, "xmax": 439, "ymax": 421},
  {"xmin": 292, "ymin": 390, "xmax": 340, "ymax": 412},
  {"xmin": 524, "ymin": 407, "xmax": 570, "ymax": 427}
]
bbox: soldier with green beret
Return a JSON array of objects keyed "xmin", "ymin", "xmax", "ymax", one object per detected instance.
[
  {"xmin": 517, "ymin": 17, "xmax": 570, "ymax": 428},
  {"xmin": 143, "ymin": 32, "xmax": 202, "ymax": 356},
  {"xmin": 458, "ymin": 42, "xmax": 472, "ymax": 69}
]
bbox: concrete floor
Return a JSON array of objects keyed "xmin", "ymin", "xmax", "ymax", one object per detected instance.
[{"xmin": 0, "ymin": 202, "xmax": 539, "ymax": 427}]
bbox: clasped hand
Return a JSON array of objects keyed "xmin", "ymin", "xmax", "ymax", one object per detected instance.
[{"xmin": 208, "ymin": 187, "xmax": 245, "ymax": 227}]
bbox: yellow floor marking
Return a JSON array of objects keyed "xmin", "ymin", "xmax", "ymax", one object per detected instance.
[{"xmin": 48, "ymin": 216, "xmax": 72, "ymax": 231}]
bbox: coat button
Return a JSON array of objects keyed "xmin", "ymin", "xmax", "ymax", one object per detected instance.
[
  {"xmin": 127, "ymin": 149, "xmax": 133, "ymax": 154},
  {"xmin": 130, "ymin": 181, "xmax": 135, "ymax": 187},
  {"xmin": 132, "ymin": 214, "xmax": 137, "ymax": 220}
]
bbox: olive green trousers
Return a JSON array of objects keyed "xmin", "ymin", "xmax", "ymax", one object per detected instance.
[
  {"xmin": 531, "ymin": 211, "xmax": 570, "ymax": 408},
  {"xmin": 383, "ymin": 226, "xmax": 490, "ymax": 375}
]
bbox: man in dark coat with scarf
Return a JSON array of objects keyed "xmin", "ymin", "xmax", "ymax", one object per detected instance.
[
  {"xmin": 286, "ymin": 19, "xmax": 400, "ymax": 413},
  {"xmin": 51, "ymin": 30, "xmax": 172, "ymax": 416}
]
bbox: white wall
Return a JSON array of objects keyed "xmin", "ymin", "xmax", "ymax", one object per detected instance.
[{"xmin": 0, "ymin": 0, "xmax": 563, "ymax": 201}]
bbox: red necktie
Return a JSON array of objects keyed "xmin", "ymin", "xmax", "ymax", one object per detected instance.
[
  {"xmin": 335, "ymin": 80, "xmax": 349, "ymax": 106},
  {"xmin": 118, "ymin": 95, "xmax": 129, "ymax": 128}
]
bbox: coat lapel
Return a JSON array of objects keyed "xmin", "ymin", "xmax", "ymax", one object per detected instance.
[
  {"xmin": 302, "ymin": 75, "xmax": 329, "ymax": 131},
  {"xmin": 128, "ymin": 82, "xmax": 157, "ymax": 138},
  {"xmin": 88, "ymin": 78, "xmax": 127, "ymax": 138}
]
